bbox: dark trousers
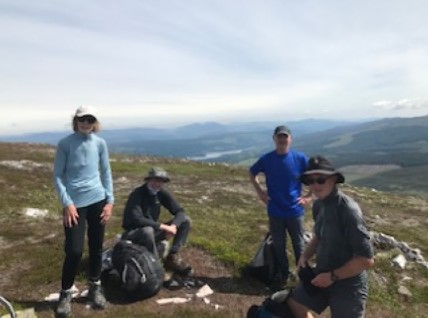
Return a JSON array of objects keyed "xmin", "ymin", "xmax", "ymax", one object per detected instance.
[
  {"xmin": 122, "ymin": 215, "xmax": 191, "ymax": 259},
  {"xmin": 61, "ymin": 199, "xmax": 106, "ymax": 290},
  {"xmin": 269, "ymin": 215, "xmax": 305, "ymax": 279}
]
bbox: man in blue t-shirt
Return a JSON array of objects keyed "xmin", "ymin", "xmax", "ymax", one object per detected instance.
[{"xmin": 249, "ymin": 125, "xmax": 312, "ymax": 287}]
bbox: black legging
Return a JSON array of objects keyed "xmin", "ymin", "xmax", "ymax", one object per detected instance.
[{"xmin": 61, "ymin": 199, "xmax": 106, "ymax": 290}]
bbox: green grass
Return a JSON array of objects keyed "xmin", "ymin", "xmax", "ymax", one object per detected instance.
[{"xmin": 1, "ymin": 142, "xmax": 428, "ymax": 318}]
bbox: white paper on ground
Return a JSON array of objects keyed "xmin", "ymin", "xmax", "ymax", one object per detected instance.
[
  {"xmin": 195, "ymin": 284, "xmax": 214, "ymax": 298},
  {"xmin": 156, "ymin": 297, "xmax": 191, "ymax": 305},
  {"xmin": 44, "ymin": 285, "xmax": 79, "ymax": 302}
]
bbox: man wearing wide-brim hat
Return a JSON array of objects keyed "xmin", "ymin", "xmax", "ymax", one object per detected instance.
[
  {"xmin": 287, "ymin": 155, "xmax": 374, "ymax": 318},
  {"xmin": 122, "ymin": 167, "xmax": 192, "ymax": 275}
]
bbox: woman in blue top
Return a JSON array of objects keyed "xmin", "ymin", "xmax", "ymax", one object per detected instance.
[{"xmin": 53, "ymin": 106, "xmax": 114, "ymax": 317}]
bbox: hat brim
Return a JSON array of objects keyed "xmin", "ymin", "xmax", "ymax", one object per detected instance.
[
  {"xmin": 144, "ymin": 176, "xmax": 170, "ymax": 183},
  {"xmin": 76, "ymin": 112, "xmax": 97, "ymax": 119},
  {"xmin": 300, "ymin": 170, "xmax": 345, "ymax": 184}
]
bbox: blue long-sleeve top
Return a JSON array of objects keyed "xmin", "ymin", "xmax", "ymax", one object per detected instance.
[{"xmin": 53, "ymin": 132, "xmax": 114, "ymax": 208}]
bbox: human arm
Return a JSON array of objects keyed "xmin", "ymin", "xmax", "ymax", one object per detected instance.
[
  {"xmin": 122, "ymin": 189, "xmax": 160, "ymax": 230},
  {"xmin": 158, "ymin": 189, "xmax": 186, "ymax": 234},
  {"xmin": 311, "ymin": 255, "xmax": 374, "ymax": 288},
  {"xmin": 98, "ymin": 140, "xmax": 114, "ymax": 224},
  {"xmin": 249, "ymin": 171, "xmax": 269, "ymax": 205},
  {"xmin": 53, "ymin": 140, "xmax": 74, "ymax": 208},
  {"xmin": 297, "ymin": 153, "xmax": 313, "ymax": 206},
  {"xmin": 99, "ymin": 140, "xmax": 114, "ymax": 205},
  {"xmin": 297, "ymin": 234, "xmax": 319, "ymax": 268},
  {"xmin": 53, "ymin": 140, "xmax": 79, "ymax": 227},
  {"xmin": 312, "ymin": 201, "xmax": 374, "ymax": 288}
]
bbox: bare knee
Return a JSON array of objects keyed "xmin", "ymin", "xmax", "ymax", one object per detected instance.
[{"xmin": 287, "ymin": 297, "xmax": 314, "ymax": 318}]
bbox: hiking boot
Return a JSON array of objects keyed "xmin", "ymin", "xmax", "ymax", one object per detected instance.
[
  {"xmin": 88, "ymin": 280, "xmax": 106, "ymax": 309},
  {"xmin": 164, "ymin": 253, "xmax": 192, "ymax": 275},
  {"xmin": 269, "ymin": 280, "xmax": 287, "ymax": 292},
  {"xmin": 55, "ymin": 289, "xmax": 72, "ymax": 318},
  {"xmin": 268, "ymin": 272, "xmax": 288, "ymax": 292}
]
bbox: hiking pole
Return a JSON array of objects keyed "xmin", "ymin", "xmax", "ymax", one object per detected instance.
[{"xmin": 0, "ymin": 295, "xmax": 17, "ymax": 318}]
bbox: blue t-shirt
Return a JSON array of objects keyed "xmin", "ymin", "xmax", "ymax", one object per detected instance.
[{"xmin": 250, "ymin": 150, "xmax": 308, "ymax": 218}]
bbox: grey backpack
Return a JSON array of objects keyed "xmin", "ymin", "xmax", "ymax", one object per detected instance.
[{"xmin": 246, "ymin": 233, "xmax": 280, "ymax": 285}]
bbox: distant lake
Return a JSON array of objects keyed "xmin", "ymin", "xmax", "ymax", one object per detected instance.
[{"xmin": 189, "ymin": 149, "xmax": 243, "ymax": 161}]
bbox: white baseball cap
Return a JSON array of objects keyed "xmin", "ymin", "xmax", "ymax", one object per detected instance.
[{"xmin": 75, "ymin": 105, "xmax": 98, "ymax": 119}]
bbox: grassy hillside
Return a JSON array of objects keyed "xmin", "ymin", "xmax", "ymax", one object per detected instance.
[
  {"xmin": 1, "ymin": 142, "xmax": 428, "ymax": 317},
  {"xmin": 231, "ymin": 115, "xmax": 428, "ymax": 196},
  {"xmin": 293, "ymin": 115, "xmax": 428, "ymax": 168}
]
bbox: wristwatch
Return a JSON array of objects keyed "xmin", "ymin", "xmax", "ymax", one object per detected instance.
[{"xmin": 330, "ymin": 270, "xmax": 339, "ymax": 282}]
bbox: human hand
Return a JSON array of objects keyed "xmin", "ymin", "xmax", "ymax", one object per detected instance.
[
  {"xmin": 100, "ymin": 203, "xmax": 113, "ymax": 224},
  {"xmin": 160, "ymin": 224, "xmax": 177, "ymax": 239},
  {"xmin": 258, "ymin": 190, "xmax": 269, "ymax": 205},
  {"xmin": 311, "ymin": 272, "xmax": 334, "ymax": 288},
  {"xmin": 297, "ymin": 255, "xmax": 308, "ymax": 270},
  {"xmin": 63, "ymin": 204, "xmax": 79, "ymax": 228},
  {"xmin": 298, "ymin": 195, "xmax": 312, "ymax": 206}
]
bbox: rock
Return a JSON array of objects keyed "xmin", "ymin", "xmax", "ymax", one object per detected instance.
[
  {"xmin": 24, "ymin": 208, "xmax": 49, "ymax": 218},
  {"xmin": 372, "ymin": 231, "xmax": 428, "ymax": 269},
  {"xmin": 371, "ymin": 271, "xmax": 388, "ymax": 288},
  {"xmin": 1, "ymin": 307, "xmax": 38, "ymax": 318},
  {"xmin": 392, "ymin": 254, "xmax": 407, "ymax": 269},
  {"xmin": 397, "ymin": 285, "xmax": 412, "ymax": 299},
  {"xmin": 0, "ymin": 160, "xmax": 49, "ymax": 171},
  {"xmin": 303, "ymin": 232, "xmax": 312, "ymax": 244},
  {"xmin": 401, "ymin": 276, "xmax": 413, "ymax": 282}
]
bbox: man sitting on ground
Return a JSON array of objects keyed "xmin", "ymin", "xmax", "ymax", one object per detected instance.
[{"xmin": 122, "ymin": 166, "xmax": 192, "ymax": 275}]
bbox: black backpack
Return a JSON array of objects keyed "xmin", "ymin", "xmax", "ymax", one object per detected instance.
[
  {"xmin": 112, "ymin": 240, "xmax": 164, "ymax": 301},
  {"xmin": 245, "ymin": 233, "xmax": 280, "ymax": 285},
  {"xmin": 246, "ymin": 289, "xmax": 295, "ymax": 318}
]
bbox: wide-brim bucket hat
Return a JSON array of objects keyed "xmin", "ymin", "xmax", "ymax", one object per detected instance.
[
  {"xmin": 144, "ymin": 166, "xmax": 170, "ymax": 182},
  {"xmin": 300, "ymin": 155, "xmax": 345, "ymax": 185}
]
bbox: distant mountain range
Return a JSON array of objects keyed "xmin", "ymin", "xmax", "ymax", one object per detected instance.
[
  {"xmin": 2, "ymin": 115, "xmax": 428, "ymax": 195},
  {"xmin": 0, "ymin": 119, "xmax": 357, "ymax": 158}
]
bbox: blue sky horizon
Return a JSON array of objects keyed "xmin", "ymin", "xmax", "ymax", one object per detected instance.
[{"xmin": 1, "ymin": 0, "xmax": 428, "ymax": 135}]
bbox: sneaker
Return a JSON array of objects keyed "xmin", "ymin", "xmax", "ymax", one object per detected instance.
[
  {"xmin": 88, "ymin": 281, "xmax": 106, "ymax": 309},
  {"xmin": 55, "ymin": 289, "xmax": 72, "ymax": 317},
  {"xmin": 164, "ymin": 253, "xmax": 192, "ymax": 275}
]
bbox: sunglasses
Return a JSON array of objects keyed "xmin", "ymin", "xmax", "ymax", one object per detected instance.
[
  {"xmin": 304, "ymin": 176, "xmax": 331, "ymax": 185},
  {"xmin": 77, "ymin": 116, "xmax": 96, "ymax": 124}
]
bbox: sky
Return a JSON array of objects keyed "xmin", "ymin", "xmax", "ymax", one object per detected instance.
[{"xmin": 1, "ymin": 0, "xmax": 428, "ymax": 135}]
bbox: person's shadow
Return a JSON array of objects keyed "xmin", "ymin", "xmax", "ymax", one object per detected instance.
[{"xmin": 193, "ymin": 275, "xmax": 270, "ymax": 296}]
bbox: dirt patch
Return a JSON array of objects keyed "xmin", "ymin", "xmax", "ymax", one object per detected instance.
[{"xmin": 6, "ymin": 247, "xmax": 268, "ymax": 318}]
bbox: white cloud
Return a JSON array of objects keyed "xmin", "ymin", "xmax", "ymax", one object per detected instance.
[
  {"xmin": 1, "ymin": 0, "xmax": 428, "ymax": 134},
  {"xmin": 372, "ymin": 98, "xmax": 428, "ymax": 112}
]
